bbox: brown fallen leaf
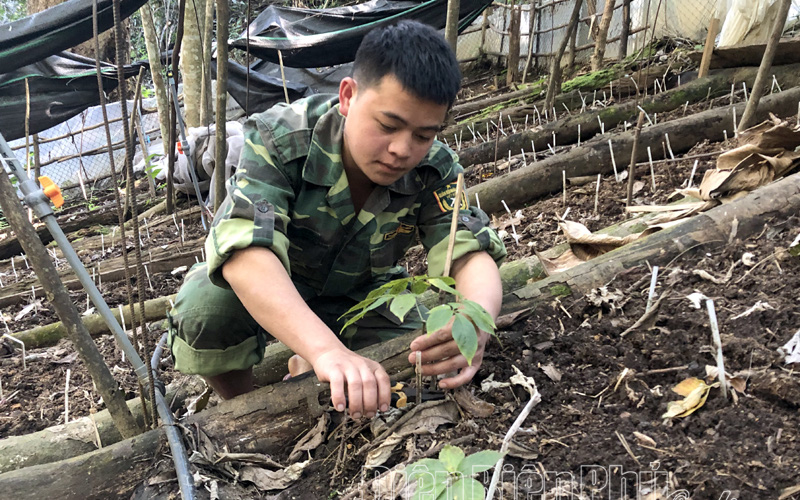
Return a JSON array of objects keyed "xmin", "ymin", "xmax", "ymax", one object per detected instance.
[
  {"xmin": 620, "ymin": 291, "xmax": 670, "ymax": 337},
  {"xmin": 495, "ymin": 308, "xmax": 532, "ymax": 329},
  {"xmin": 662, "ymin": 378, "xmax": 718, "ymax": 420},
  {"xmin": 540, "ymin": 363, "xmax": 562, "ymax": 382},
  {"xmin": 288, "ymin": 412, "xmax": 329, "ymax": 462},
  {"xmin": 452, "ymin": 386, "xmax": 495, "ymax": 418},
  {"xmin": 240, "ymin": 460, "xmax": 309, "ymax": 491}
]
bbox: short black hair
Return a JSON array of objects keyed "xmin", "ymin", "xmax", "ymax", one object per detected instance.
[{"xmin": 353, "ymin": 20, "xmax": 461, "ymax": 107}]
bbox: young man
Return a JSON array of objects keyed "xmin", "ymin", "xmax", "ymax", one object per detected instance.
[{"xmin": 168, "ymin": 20, "xmax": 506, "ymax": 420}]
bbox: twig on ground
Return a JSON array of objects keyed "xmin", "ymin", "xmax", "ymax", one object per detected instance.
[
  {"xmin": 706, "ymin": 299, "xmax": 728, "ymax": 399},
  {"xmin": 485, "ymin": 374, "xmax": 542, "ymax": 500}
]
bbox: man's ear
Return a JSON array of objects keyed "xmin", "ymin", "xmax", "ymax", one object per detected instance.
[{"xmin": 339, "ymin": 77, "xmax": 357, "ymax": 117}]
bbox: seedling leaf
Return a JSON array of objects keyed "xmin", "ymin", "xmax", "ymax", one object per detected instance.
[
  {"xmin": 442, "ymin": 477, "xmax": 485, "ymax": 500},
  {"xmin": 389, "ymin": 294, "xmax": 417, "ymax": 322},
  {"xmin": 461, "ymin": 300, "xmax": 496, "ymax": 333},
  {"xmin": 452, "ymin": 314, "xmax": 478, "ymax": 365},
  {"xmin": 438, "ymin": 445, "xmax": 465, "ymax": 473},
  {"xmin": 426, "ymin": 305, "xmax": 455, "ymax": 335},
  {"xmin": 456, "ymin": 450, "xmax": 503, "ymax": 477}
]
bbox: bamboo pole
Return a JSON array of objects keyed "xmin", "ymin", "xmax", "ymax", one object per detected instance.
[
  {"xmin": 698, "ymin": 18, "xmax": 721, "ymax": 79},
  {"xmin": 738, "ymin": 0, "xmax": 792, "ymax": 131},
  {"xmin": 215, "ymin": 0, "xmax": 230, "ymax": 213}
]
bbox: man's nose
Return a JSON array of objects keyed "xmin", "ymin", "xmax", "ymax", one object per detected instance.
[{"xmin": 388, "ymin": 133, "xmax": 412, "ymax": 159}]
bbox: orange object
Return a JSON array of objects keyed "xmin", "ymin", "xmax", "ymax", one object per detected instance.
[
  {"xmin": 38, "ymin": 176, "xmax": 64, "ymax": 208},
  {"xmin": 177, "ymin": 141, "xmax": 184, "ymax": 155}
]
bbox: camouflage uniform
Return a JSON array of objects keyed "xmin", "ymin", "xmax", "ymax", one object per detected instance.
[{"xmin": 168, "ymin": 94, "xmax": 506, "ymax": 377}]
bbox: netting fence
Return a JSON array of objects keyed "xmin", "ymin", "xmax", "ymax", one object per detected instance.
[
  {"xmin": 455, "ymin": 0, "xmax": 718, "ymax": 74},
  {"xmin": 5, "ymin": 98, "xmax": 162, "ymax": 207}
]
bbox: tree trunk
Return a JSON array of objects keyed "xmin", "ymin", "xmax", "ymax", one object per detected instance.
[
  {"xmin": 469, "ymin": 85, "xmax": 800, "ymax": 214},
  {"xmin": 199, "ymin": 0, "xmax": 215, "ymax": 126},
  {"xmin": 139, "ymin": 3, "xmax": 170, "ymax": 143},
  {"xmin": 179, "ymin": 0, "xmax": 204, "ymax": 128},
  {"xmin": 2, "ymin": 172, "xmax": 799, "ymax": 498},
  {"xmin": 737, "ymin": 0, "xmax": 792, "ymax": 131},
  {"xmin": 457, "ymin": 63, "xmax": 800, "ymax": 169},
  {"xmin": 507, "ymin": 3, "xmax": 521, "ymax": 86},
  {"xmin": 618, "ymin": 0, "xmax": 630, "ymax": 59},
  {"xmin": 544, "ymin": 0, "xmax": 582, "ymax": 112},
  {"xmin": 214, "ymin": 0, "xmax": 230, "ymax": 213},
  {"xmin": 445, "ymin": 0, "xmax": 461, "ymax": 53},
  {"xmin": 590, "ymin": 0, "xmax": 616, "ymax": 71}
]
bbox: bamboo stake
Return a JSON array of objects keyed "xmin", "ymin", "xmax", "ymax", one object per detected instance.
[
  {"xmin": 626, "ymin": 111, "xmax": 646, "ymax": 207},
  {"xmin": 594, "ymin": 173, "xmax": 601, "ymax": 214},
  {"xmin": 442, "ymin": 173, "xmax": 466, "ymax": 279},
  {"xmin": 706, "ymin": 299, "xmax": 728, "ymax": 399},
  {"xmin": 739, "ymin": 0, "xmax": 792, "ymax": 131}
]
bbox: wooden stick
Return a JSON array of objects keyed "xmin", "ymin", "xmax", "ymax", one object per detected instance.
[
  {"xmin": 594, "ymin": 173, "xmax": 601, "ymax": 214},
  {"xmin": 64, "ymin": 368, "xmax": 71, "ymax": 424},
  {"xmin": 626, "ymin": 111, "xmax": 646, "ymax": 207},
  {"xmin": 706, "ymin": 299, "xmax": 728, "ymax": 399},
  {"xmin": 698, "ymin": 18, "xmax": 720, "ymax": 78},
  {"xmin": 277, "ymin": 50, "xmax": 290, "ymax": 105},
  {"xmin": 645, "ymin": 265, "xmax": 659, "ymax": 312},
  {"xmin": 442, "ymin": 172, "xmax": 465, "ymax": 278},
  {"xmin": 608, "ymin": 139, "xmax": 619, "ymax": 181},
  {"xmin": 647, "ymin": 146, "xmax": 656, "ymax": 191},
  {"xmin": 562, "ymin": 170, "xmax": 567, "ymax": 206}
]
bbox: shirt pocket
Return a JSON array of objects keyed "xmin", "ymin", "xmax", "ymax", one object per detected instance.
[{"xmin": 287, "ymin": 223, "xmax": 331, "ymax": 273}]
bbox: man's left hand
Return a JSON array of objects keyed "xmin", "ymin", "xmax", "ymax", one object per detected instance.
[{"xmin": 407, "ymin": 322, "xmax": 490, "ymax": 389}]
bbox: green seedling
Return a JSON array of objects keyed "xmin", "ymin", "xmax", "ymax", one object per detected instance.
[
  {"xmin": 339, "ymin": 275, "xmax": 496, "ymax": 365},
  {"xmin": 404, "ymin": 445, "xmax": 503, "ymax": 500}
]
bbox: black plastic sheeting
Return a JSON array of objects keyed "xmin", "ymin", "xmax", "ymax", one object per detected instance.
[
  {"xmin": 231, "ymin": 0, "xmax": 492, "ymax": 68},
  {"xmin": 0, "ymin": 0, "xmax": 148, "ymax": 74},
  {"xmin": 0, "ymin": 52, "xmax": 143, "ymax": 141},
  {"xmin": 222, "ymin": 59, "xmax": 354, "ymax": 114}
]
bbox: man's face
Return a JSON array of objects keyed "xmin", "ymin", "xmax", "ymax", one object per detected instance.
[{"xmin": 339, "ymin": 74, "xmax": 449, "ymax": 187}]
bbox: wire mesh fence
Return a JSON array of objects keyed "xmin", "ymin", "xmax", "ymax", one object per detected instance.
[
  {"xmin": 456, "ymin": 0, "xmax": 719, "ymax": 74},
  {"xmin": 5, "ymin": 100, "xmax": 162, "ymax": 207}
]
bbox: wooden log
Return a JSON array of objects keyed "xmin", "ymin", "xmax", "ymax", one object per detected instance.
[
  {"xmin": 0, "ymin": 376, "xmax": 204, "ymax": 474},
  {"xmin": 457, "ymin": 63, "xmax": 800, "ymax": 169},
  {"xmin": 467, "ymin": 85, "xmax": 800, "ymax": 215},
  {"xmin": 2, "ymin": 173, "xmax": 798, "ymax": 498},
  {"xmin": 14, "ymin": 294, "xmax": 178, "ymax": 349},
  {"xmin": 0, "ymin": 238, "xmax": 201, "ymax": 309},
  {"xmin": 505, "ymin": 171, "xmax": 800, "ymax": 311}
]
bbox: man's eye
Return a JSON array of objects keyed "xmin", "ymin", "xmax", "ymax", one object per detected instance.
[
  {"xmin": 415, "ymin": 134, "xmax": 434, "ymax": 142},
  {"xmin": 379, "ymin": 122, "xmax": 396, "ymax": 132}
]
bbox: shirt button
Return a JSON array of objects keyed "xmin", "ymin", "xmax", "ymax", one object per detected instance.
[
  {"xmin": 461, "ymin": 215, "xmax": 470, "ymax": 222},
  {"xmin": 256, "ymin": 201, "xmax": 269, "ymax": 213}
]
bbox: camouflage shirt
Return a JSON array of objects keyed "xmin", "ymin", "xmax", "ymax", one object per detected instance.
[{"xmin": 205, "ymin": 94, "xmax": 506, "ymax": 301}]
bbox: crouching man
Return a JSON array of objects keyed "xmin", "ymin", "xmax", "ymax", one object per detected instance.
[{"xmin": 168, "ymin": 20, "xmax": 507, "ymax": 419}]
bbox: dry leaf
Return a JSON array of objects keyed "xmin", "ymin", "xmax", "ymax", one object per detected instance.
[
  {"xmin": 778, "ymin": 328, "xmax": 800, "ymax": 365},
  {"xmin": 452, "ymin": 386, "xmax": 495, "ymax": 417},
  {"xmin": 662, "ymin": 378, "xmax": 718, "ymax": 419},
  {"xmin": 215, "ymin": 452, "xmax": 284, "ymax": 469},
  {"xmin": 731, "ymin": 300, "xmax": 774, "ymax": 319},
  {"xmin": 240, "ymin": 460, "xmax": 309, "ymax": 491},
  {"xmin": 685, "ymin": 292, "xmax": 708, "ymax": 309},
  {"xmin": 288, "ymin": 413, "xmax": 329, "ymax": 462},
  {"xmin": 364, "ymin": 434, "xmax": 404, "ymax": 469},
  {"xmin": 495, "ymin": 308, "xmax": 532, "ymax": 329},
  {"xmin": 540, "ymin": 363, "xmax": 562, "ymax": 382},
  {"xmin": 537, "ymin": 249, "xmax": 586, "ymax": 275},
  {"xmin": 704, "ymin": 366, "xmax": 747, "ymax": 394},
  {"xmin": 559, "ymin": 220, "xmax": 641, "ymax": 260},
  {"xmin": 620, "ymin": 291, "xmax": 670, "ymax": 337},
  {"xmin": 632, "ymin": 431, "xmax": 657, "ymax": 448},
  {"xmin": 480, "ymin": 373, "xmax": 511, "ymax": 392}
]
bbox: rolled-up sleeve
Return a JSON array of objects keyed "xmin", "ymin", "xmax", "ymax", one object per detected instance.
[
  {"xmin": 418, "ymin": 164, "xmax": 506, "ymax": 277},
  {"xmin": 205, "ymin": 117, "xmax": 295, "ymax": 287}
]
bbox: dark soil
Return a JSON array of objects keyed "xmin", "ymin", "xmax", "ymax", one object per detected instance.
[{"xmin": 1, "ymin": 88, "xmax": 799, "ymax": 500}]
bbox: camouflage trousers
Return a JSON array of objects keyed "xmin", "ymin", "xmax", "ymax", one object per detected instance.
[{"xmin": 167, "ymin": 263, "xmax": 426, "ymax": 377}]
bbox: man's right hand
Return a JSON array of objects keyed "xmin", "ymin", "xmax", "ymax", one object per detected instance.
[{"xmin": 311, "ymin": 347, "xmax": 392, "ymax": 419}]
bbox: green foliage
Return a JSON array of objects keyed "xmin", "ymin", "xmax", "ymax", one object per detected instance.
[
  {"xmin": 0, "ymin": 0, "xmax": 26, "ymax": 23},
  {"xmin": 339, "ymin": 275, "xmax": 496, "ymax": 366},
  {"xmin": 404, "ymin": 445, "xmax": 503, "ymax": 500}
]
